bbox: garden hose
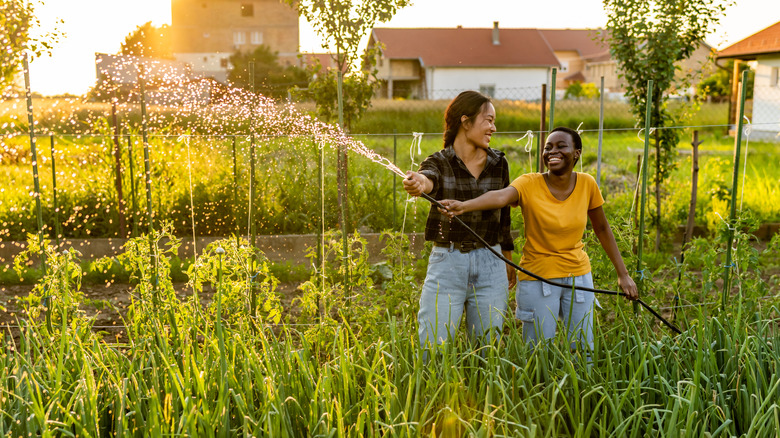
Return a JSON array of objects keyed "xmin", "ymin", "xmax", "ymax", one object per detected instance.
[{"xmin": 418, "ymin": 192, "xmax": 683, "ymax": 335}]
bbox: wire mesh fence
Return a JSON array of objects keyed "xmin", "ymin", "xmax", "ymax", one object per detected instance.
[{"xmin": 1, "ymin": 80, "xmax": 779, "ymax": 262}]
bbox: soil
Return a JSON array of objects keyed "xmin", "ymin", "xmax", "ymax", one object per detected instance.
[{"xmin": 0, "ymin": 281, "xmax": 304, "ymax": 340}]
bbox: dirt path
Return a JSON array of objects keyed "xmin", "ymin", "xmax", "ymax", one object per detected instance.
[{"xmin": 0, "ymin": 282, "xmax": 303, "ymax": 334}]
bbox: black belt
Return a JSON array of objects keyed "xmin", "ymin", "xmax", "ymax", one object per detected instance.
[{"xmin": 434, "ymin": 240, "xmax": 487, "ymax": 253}]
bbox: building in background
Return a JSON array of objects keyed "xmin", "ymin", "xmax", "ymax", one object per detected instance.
[
  {"xmin": 369, "ymin": 23, "xmax": 714, "ymax": 101},
  {"xmin": 170, "ymin": 0, "xmax": 299, "ymax": 82},
  {"xmin": 718, "ymin": 21, "xmax": 780, "ymax": 140},
  {"xmin": 367, "ymin": 23, "xmax": 560, "ymax": 100},
  {"xmin": 95, "ymin": 53, "xmax": 217, "ymax": 104}
]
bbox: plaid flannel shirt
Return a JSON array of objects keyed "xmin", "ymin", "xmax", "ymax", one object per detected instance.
[{"xmin": 418, "ymin": 146, "xmax": 515, "ymax": 252}]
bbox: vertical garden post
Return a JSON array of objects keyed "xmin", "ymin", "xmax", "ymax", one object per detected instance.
[
  {"xmin": 249, "ymin": 62, "xmax": 259, "ymax": 318},
  {"xmin": 111, "ymin": 89, "xmax": 126, "ymax": 237},
  {"xmin": 49, "ymin": 135, "xmax": 61, "ymax": 245},
  {"xmin": 318, "ymin": 135, "xmax": 324, "ymax": 320},
  {"xmin": 721, "ymin": 69, "xmax": 749, "ymax": 310},
  {"xmin": 138, "ymin": 65, "xmax": 157, "ymax": 288},
  {"xmin": 23, "ymin": 54, "xmax": 49, "ymax": 329},
  {"xmin": 249, "ymin": 134, "xmax": 256, "ymax": 248},
  {"xmin": 548, "ymin": 68, "xmax": 557, "ymax": 133},
  {"xmin": 232, "ymin": 136, "xmax": 239, "ymax": 247},
  {"xmin": 128, "ymin": 135, "xmax": 138, "ymax": 237},
  {"xmin": 23, "ymin": 55, "xmax": 45, "ymax": 258},
  {"xmin": 538, "ymin": 84, "xmax": 547, "ymax": 172},
  {"xmin": 597, "ymin": 76, "xmax": 605, "ymax": 187},
  {"xmin": 393, "ymin": 130, "xmax": 397, "ymax": 230},
  {"xmin": 336, "ymin": 70, "xmax": 349, "ymax": 290},
  {"xmin": 636, "ymin": 80, "xmax": 654, "ymax": 314}
]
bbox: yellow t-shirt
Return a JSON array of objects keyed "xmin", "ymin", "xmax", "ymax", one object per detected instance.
[{"xmin": 510, "ymin": 172, "xmax": 604, "ymax": 281}]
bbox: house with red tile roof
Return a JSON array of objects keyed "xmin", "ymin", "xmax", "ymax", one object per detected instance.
[
  {"xmin": 718, "ymin": 21, "xmax": 780, "ymax": 139},
  {"xmin": 367, "ymin": 23, "xmax": 560, "ymax": 100},
  {"xmin": 368, "ymin": 23, "xmax": 714, "ymax": 101}
]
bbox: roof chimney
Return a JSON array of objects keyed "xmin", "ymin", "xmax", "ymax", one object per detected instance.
[{"xmin": 492, "ymin": 21, "xmax": 500, "ymax": 45}]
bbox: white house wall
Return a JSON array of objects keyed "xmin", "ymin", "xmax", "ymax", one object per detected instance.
[
  {"xmin": 753, "ymin": 56, "xmax": 780, "ymax": 139},
  {"xmin": 426, "ymin": 67, "xmax": 549, "ymax": 100}
]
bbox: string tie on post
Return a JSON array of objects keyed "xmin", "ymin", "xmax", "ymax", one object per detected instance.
[
  {"xmin": 516, "ymin": 130, "xmax": 534, "ymax": 152},
  {"xmin": 714, "ymin": 212, "xmax": 736, "ymax": 232},
  {"xmin": 740, "ymin": 116, "xmax": 751, "ymax": 212},
  {"xmin": 636, "ymin": 127, "xmax": 656, "ymax": 142},
  {"xmin": 635, "ymin": 269, "xmax": 646, "ymax": 280},
  {"xmin": 410, "ymin": 132, "xmax": 423, "ymax": 169},
  {"xmin": 516, "ymin": 130, "xmax": 535, "ymax": 173}
]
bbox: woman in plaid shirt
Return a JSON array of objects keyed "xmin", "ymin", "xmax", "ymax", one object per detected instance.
[{"xmin": 403, "ymin": 90, "xmax": 516, "ymax": 351}]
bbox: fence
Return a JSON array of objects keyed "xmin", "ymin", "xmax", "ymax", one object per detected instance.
[{"xmin": 2, "ymin": 79, "xmax": 779, "ymax": 251}]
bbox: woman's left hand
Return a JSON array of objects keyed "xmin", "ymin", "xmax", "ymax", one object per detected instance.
[
  {"xmin": 618, "ymin": 273, "xmax": 639, "ymax": 300},
  {"xmin": 437, "ymin": 199, "xmax": 467, "ymax": 217}
]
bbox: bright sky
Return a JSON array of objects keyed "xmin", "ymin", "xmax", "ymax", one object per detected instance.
[{"xmin": 27, "ymin": 0, "xmax": 780, "ymax": 96}]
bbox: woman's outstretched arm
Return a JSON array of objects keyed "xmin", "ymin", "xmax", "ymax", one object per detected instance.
[
  {"xmin": 438, "ymin": 186, "xmax": 519, "ymax": 216},
  {"xmin": 587, "ymin": 206, "xmax": 639, "ymax": 300}
]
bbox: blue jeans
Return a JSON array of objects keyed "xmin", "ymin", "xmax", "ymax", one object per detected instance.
[
  {"xmin": 417, "ymin": 244, "xmax": 509, "ymax": 348},
  {"xmin": 515, "ymin": 273, "xmax": 595, "ymax": 350}
]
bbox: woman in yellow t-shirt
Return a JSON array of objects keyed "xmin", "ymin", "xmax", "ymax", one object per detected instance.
[{"xmin": 439, "ymin": 127, "xmax": 638, "ymax": 350}]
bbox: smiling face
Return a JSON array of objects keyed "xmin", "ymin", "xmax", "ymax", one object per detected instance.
[
  {"xmin": 461, "ymin": 102, "xmax": 496, "ymax": 149},
  {"xmin": 543, "ymin": 130, "xmax": 581, "ymax": 173}
]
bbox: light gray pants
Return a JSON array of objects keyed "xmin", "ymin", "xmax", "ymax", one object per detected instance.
[
  {"xmin": 515, "ymin": 273, "xmax": 595, "ymax": 351},
  {"xmin": 418, "ymin": 244, "xmax": 509, "ymax": 348}
]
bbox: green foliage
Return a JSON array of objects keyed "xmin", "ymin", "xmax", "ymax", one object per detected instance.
[
  {"xmin": 120, "ymin": 21, "xmax": 172, "ymax": 59},
  {"xmin": 285, "ymin": 0, "xmax": 411, "ymax": 72},
  {"xmin": 189, "ymin": 238, "xmax": 283, "ymax": 328},
  {"xmin": 0, "ymin": 0, "xmax": 62, "ymax": 92},
  {"xmin": 4, "ymin": 209, "xmax": 780, "ymax": 436},
  {"xmin": 604, "ymin": 0, "xmax": 729, "ymax": 184},
  {"xmin": 285, "ymin": 0, "xmax": 411, "ymax": 130},
  {"xmin": 294, "ymin": 230, "xmax": 427, "ymax": 349},
  {"xmin": 564, "ymin": 82, "xmax": 600, "ymax": 100},
  {"xmin": 295, "ymin": 63, "xmax": 377, "ymax": 130},
  {"xmin": 697, "ymin": 60, "xmax": 754, "ymax": 102},
  {"xmin": 228, "ymin": 45, "xmax": 308, "ymax": 99}
]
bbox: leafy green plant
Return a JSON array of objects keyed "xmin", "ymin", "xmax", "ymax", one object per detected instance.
[{"xmin": 188, "ymin": 237, "xmax": 283, "ymax": 328}]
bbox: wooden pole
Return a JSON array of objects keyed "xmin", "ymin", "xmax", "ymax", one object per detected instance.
[
  {"xmin": 672, "ymin": 130, "xmax": 701, "ymax": 321},
  {"xmin": 111, "ymin": 88, "xmax": 127, "ymax": 237}
]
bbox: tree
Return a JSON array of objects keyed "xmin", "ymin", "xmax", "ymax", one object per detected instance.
[
  {"xmin": 283, "ymin": 0, "xmax": 411, "ymax": 236},
  {"xmin": 604, "ymin": 0, "xmax": 729, "ymax": 250},
  {"xmin": 564, "ymin": 82, "xmax": 600, "ymax": 100},
  {"xmin": 697, "ymin": 60, "xmax": 753, "ymax": 102},
  {"xmin": 1, "ymin": 0, "xmax": 62, "ymax": 92},
  {"xmin": 120, "ymin": 21, "xmax": 172, "ymax": 59},
  {"xmin": 228, "ymin": 45, "xmax": 308, "ymax": 99}
]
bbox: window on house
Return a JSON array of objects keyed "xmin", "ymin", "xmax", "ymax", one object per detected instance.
[
  {"xmin": 250, "ymin": 31, "xmax": 263, "ymax": 45},
  {"xmin": 479, "ymin": 84, "xmax": 495, "ymax": 98},
  {"xmin": 233, "ymin": 31, "xmax": 246, "ymax": 45},
  {"xmin": 772, "ymin": 67, "xmax": 779, "ymax": 87},
  {"xmin": 559, "ymin": 61, "xmax": 569, "ymax": 72},
  {"xmin": 220, "ymin": 58, "xmax": 229, "ymax": 68},
  {"xmin": 241, "ymin": 3, "xmax": 254, "ymax": 17}
]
